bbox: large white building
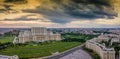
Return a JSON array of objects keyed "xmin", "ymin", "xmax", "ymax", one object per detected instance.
[{"xmin": 14, "ymin": 27, "xmax": 62, "ymax": 43}]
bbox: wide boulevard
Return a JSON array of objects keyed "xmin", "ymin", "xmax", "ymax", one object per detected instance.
[{"xmin": 45, "ymin": 44, "xmax": 93, "ymax": 59}]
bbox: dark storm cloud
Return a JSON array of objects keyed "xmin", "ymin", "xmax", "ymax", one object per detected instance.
[
  {"xmin": 71, "ymin": 0, "xmax": 110, "ymax": 6},
  {"xmin": 2, "ymin": 15, "xmax": 49, "ymax": 22},
  {"xmin": 1, "ymin": 0, "xmax": 118, "ymax": 23},
  {"xmin": 63, "ymin": 3, "xmax": 117, "ymax": 19},
  {"xmin": 4, "ymin": 0, "xmax": 27, "ymax": 3},
  {"xmin": 0, "ymin": 4, "xmax": 13, "ymax": 13},
  {"xmin": 22, "ymin": 0, "xmax": 117, "ymax": 23}
]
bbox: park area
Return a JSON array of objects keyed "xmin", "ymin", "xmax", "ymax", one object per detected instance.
[
  {"xmin": 0, "ymin": 33, "xmax": 97, "ymax": 59},
  {"xmin": 0, "ymin": 41, "xmax": 81, "ymax": 59},
  {"xmin": 0, "ymin": 36, "xmax": 14, "ymax": 43}
]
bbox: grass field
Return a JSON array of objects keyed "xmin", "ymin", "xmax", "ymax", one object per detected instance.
[
  {"xmin": 0, "ymin": 36, "xmax": 14, "ymax": 43},
  {"xmin": 0, "ymin": 42, "xmax": 81, "ymax": 59},
  {"xmin": 65, "ymin": 35, "xmax": 85, "ymax": 39}
]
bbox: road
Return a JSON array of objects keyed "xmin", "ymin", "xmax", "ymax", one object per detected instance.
[
  {"xmin": 45, "ymin": 44, "xmax": 93, "ymax": 59},
  {"xmin": 60, "ymin": 49, "xmax": 92, "ymax": 59}
]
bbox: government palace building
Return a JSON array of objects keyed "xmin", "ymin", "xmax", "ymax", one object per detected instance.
[{"xmin": 13, "ymin": 27, "xmax": 62, "ymax": 43}]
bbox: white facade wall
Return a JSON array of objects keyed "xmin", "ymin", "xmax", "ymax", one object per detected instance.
[
  {"xmin": 0, "ymin": 55, "xmax": 19, "ymax": 59},
  {"xmin": 17, "ymin": 27, "xmax": 62, "ymax": 43},
  {"xmin": 18, "ymin": 30, "xmax": 32, "ymax": 43},
  {"xmin": 86, "ymin": 40, "xmax": 115, "ymax": 59}
]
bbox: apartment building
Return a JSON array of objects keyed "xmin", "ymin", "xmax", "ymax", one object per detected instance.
[
  {"xmin": 86, "ymin": 40, "xmax": 115, "ymax": 59},
  {"xmin": 86, "ymin": 33, "xmax": 120, "ymax": 59}
]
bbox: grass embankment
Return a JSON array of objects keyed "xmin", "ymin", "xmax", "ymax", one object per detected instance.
[
  {"xmin": 0, "ymin": 41, "xmax": 81, "ymax": 59},
  {"xmin": 0, "ymin": 36, "xmax": 14, "ymax": 43}
]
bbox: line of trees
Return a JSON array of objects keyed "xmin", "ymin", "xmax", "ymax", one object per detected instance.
[
  {"xmin": 62, "ymin": 38, "xmax": 86, "ymax": 43},
  {"xmin": 4, "ymin": 31, "xmax": 12, "ymax": 36},
  {"xmin": 62, "ymin": 33, "xmax": 98, "ymax": 42}
]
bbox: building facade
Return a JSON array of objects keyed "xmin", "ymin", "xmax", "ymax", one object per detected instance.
[
  {"xmin": 14, "ymin": 27, "xmax": 62, "ymax": 43},
  {"xmin": 0, "ymin": 55, "xmax": 19, "ymax": 59},
  {"xmin": 86, "ymin": 34, "xmax": 117, "ymax": 59},
  {"xmin": 86, "ymin": 40, "xmax": 115, "ymax": 59}
]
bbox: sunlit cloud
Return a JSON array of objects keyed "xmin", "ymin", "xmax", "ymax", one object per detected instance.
[{"xmin": 0, "ymin": 0, "xmax": 120, "ymax": 28}]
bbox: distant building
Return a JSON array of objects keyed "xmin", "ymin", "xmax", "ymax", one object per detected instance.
[
  {"xmin": 0, "ymin": 55, "xmax": 19, "ymax": 59},
  {"xmin": 12, "ymin": 29, "xmax": 18, "ymax": 36},
  {"xmin": 14, "ymin": 27, "xmax": 62, "ymax": 43},
  {"xmin": 109, "ymin": 30, "xmax": 120, "ymax": 35},
  {"xmin": 111, "ymin": 37, "xmax": 120, "ymax": 43}
]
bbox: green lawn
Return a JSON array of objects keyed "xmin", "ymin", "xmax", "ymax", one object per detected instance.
[
  {"xmin": 65, "ymin": 35, "xmax": 85, "ymax": 39},
  {"xmin": 0, "ymin": 42, "xmax": 81, "ymax": 59},
  {"xmin": 0, "ymin": 36, "xmax": 14, "ymax": 43}
]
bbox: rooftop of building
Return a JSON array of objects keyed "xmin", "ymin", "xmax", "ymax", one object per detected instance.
[{"xmin": 88, "ymin": 40, "xmax": 115, "ymax": 51}]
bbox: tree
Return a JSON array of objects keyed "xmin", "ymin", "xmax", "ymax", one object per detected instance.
[
  {"xmin": 114, "ymin": 46, "xmax": 120, "ymax": 55},
  {"xmin": 4, "ymin": 31, "xmax": 12, "ymax": 36}
]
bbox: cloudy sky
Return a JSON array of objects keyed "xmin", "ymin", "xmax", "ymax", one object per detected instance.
[{"xmin": 0, "ymin": 0, "xmax": 120, "ymax": 28}]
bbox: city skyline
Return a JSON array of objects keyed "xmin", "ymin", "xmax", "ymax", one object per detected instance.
[{"xmin": 0, "ymin": 0, "xmax": 120, "ymax": 28}]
